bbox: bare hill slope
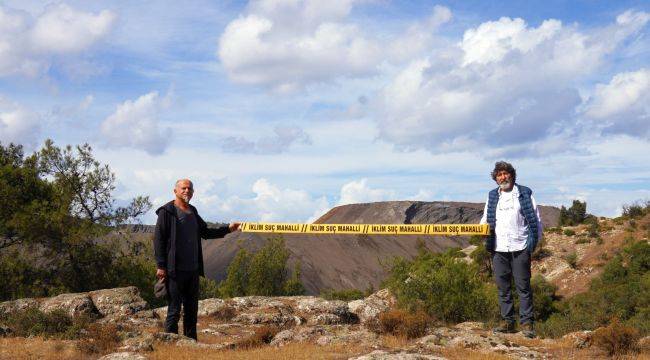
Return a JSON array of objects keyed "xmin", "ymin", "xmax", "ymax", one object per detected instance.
[{"xmin": 203, "ymin": 201, "xmax": 560, "ymax": 294}]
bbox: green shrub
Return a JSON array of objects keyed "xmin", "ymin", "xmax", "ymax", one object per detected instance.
[
  {"xmin": 538, "ymin": 241, "xmax": 650, "ymax": 338},
  {"xmin": 563, "ymin": 229, "xmax": 576, "ymax": 236},
  {"xmin": 219, "ymin": 237, "xmax": 305, "ymax": 297},
  {"xmin": 575, "ymin": 237, "xmax": 591, "ymax": 245},
  {"xmin": 199, "ymin": 276, "xmax": 221, "ymax": 300},
  {"xmin": 1, "ymin": 307, "xmax": 91, "ymax": 339},
  {"xmin": 559, "ymin": 200, "xmax": 588, "ymax": 226},
  {"xmin": 622, "ymin": 201, "xmax": 649, "ymax": 219},
  {"xmin": 321, "ymin": 288, "xmax": 365, "ymax": 301},
  {"xmin": 384, "ymin": 249, "xmax": 498, "ymax": 323}
]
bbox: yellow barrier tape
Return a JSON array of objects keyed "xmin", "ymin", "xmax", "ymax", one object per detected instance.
[{"xmin": 240, "ymin": 223, "xmax": 489, "ymax": 236}]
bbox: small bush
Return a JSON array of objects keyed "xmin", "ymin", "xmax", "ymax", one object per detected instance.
[
  {"xmin": 564, "ymin": 252, "xmax": 578, "ymax": 269},
  {"xmin": 575, "ymin": 237, "xmax": 591, "ymax": 245},
  {"xmin": 236, "ymin": 325, "xmax": 280, "ymax": 349},
  {"xmin": 563, "ymin": 229, "xmax": 576, "ymax": 236},
  {"xmin": 321, "ymin": 288, "xmax": 365, "ymax": 301},
  {"xmin": 2, "ymin": 307, "xmax": 78, "ymax": 338},
  {"xmin": 596, "ymin": 237, "xmax": 604, "ymax": 245},
  {"xmin": 622, "ymin": 201, "xmax": 649, "ymax": 219},
  {"xmin": 593, "ymin": 318, "xmax": 640, "ymax": 356},
  {"xmin": 377, "ymin": 309, "xmax": 430, "ymax": 339},
  {"xmin": 77, "ymin": 323, "xmax": 121, "ymax": 355},
  {"xmin": 384, "ymin": 249, "xmax": 498, "ymax": 323}
]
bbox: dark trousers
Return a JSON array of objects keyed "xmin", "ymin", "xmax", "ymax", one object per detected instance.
[
  {"xmin": 492, "ymin": 250, "xmax": 534, "ymax": 324},
  {"xmin": 165, "ymin": 270, "xmax": 199, "ymax": 340}
]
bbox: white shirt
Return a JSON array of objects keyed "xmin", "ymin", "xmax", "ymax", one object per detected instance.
[{"xmin": 480, "ymin": 185, "xmax": 543, "ymax": 252}]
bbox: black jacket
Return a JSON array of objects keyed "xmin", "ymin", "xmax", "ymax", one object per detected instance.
[{"xmin": 153, "ymin": 201, "xmax": 230, "ymax": 277}]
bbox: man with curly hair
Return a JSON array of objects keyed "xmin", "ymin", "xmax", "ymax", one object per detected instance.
[{"xmin": 480, "ymin": 161, "xmax": 543, "ymax": 338}]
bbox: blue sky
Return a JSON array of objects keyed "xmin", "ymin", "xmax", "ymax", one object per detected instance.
[{"xmin": 1, "ymin": 0, "xmax": 649, "ymax": 224}]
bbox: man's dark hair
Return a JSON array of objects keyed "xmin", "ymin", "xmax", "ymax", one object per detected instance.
[{"xmin": 491, "ymin": 161, "xmax": 516, "ymax": 183}]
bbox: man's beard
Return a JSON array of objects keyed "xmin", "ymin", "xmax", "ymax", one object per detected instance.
[
  {"xmin": 499, "ymin": 181, "xmax": 511, "ymax": 190},
  {"xmin": 181, "ymin": 195, "xmax": 191, "ymax": 203}
]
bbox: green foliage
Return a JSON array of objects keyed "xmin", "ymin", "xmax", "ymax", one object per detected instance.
[
  {"xmin": 563, "ymin": 229, "xmax": 576, "ymax": 236},
  {"xmin": 622, "ymin": 200, "xmax": 650, "ymax": 219},
  {"xmin": 197, "ymin": 276, "xmax": 221, "ymax": 300},
  {"xmin": 559, "ymin": 200, "xmax": 588, "ymax": 226},
  {"xmin": 383, "ymin": 249, "xmax": 498, "ymax": 323},
  {"xmin": 219, "ymin": 237, "xmax": 305, "ymax": 297},
  {"xmin": 538, "ymin": 240, "xmax": 650, "ymax": 338},
  {"xmin": 531, "ymin": 275, "xmax": 560, "ymax": 321},
  {"xmin": 0, "ymin": 307, "xmax": 92, "ymax": 339},
  {"xmin": 219, "ymin": 248, "xmax": 251, "ymax": 298},
  {"xmin": 469, "ymin": 242, "xmax": 492, "ymax": 281},
  {"xmin": 321, "ymin": 288, "xmax": 365, "ymax": 301},
  {"xmin": 0, "ymin": 140, "xmax": 152, "ymax": 302}
]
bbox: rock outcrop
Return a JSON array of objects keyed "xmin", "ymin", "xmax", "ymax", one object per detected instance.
[{"xmin": 0, "ymin": 287, "xmax": 583, "ymax": 359}]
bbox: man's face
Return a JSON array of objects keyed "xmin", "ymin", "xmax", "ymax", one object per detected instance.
[
  {"xmin": 495, "ymin": 170, "xmax": 512, "ymax": 190},
  {"xmin": 174, "ymin": 180, "xmax": 194, "ymax": 203}
]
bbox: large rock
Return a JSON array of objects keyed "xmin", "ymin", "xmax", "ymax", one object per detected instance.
[
  {"xmin": 98, "ymin": 352, "xmax": 147, "ymax": 360},
  {"xmin": 89, "ymin": 287, "xmax": 148, "ymax": 318},
  {"xmin": 0, "ymin": 298, "xmax": 39, "ymax": 316},
  {"xmin": 39, "ymin": 293, "xmax": 97, "ymax": 318},
  {"xmin": 349, "ymin": 350, "xmax": 446, "ymax": 360},
  {"xmin": 296, "ymin": 298, "xmax": 357, "ymax": 324},
  {"xmin": 348, "ymin": 289, "xmax": 396, "ymax": 326}
]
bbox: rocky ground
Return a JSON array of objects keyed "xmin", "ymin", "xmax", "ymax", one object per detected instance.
[{"xmin": 2, "ymin": 286, "xmax": 648, "ymax": 359}]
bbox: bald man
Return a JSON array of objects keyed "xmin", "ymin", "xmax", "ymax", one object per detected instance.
[{"xmin": 153, "ymin": 179, "xmax": 240, "ymax": 340}]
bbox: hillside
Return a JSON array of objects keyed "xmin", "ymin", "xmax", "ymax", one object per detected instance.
[{"xmin": 202, "ymin": 201, "xmax": 560, "ymax": 295}]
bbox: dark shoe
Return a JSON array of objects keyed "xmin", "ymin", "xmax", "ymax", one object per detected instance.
[
  {"xmin": 493, "ymin": 320, "xmax": 516, "ymax": 334},
  {"xmin": 521, "ymin": 322, "xmax": 536, "ymax": 338}
]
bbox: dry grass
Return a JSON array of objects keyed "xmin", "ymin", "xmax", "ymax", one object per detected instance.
[
  {"xmin": 76, "ymin": 322, "xmax": 122, "ymax": 355},
  {"xmin": 235, "ymin": 325, "xmax": 280, "ymax": 349},
  {"xmin": 148, "ymin": 342, "xmax": 366, "ymax": 360},
  {"xmin": 0, "ymin": 337, "xmax": 84, "ymax": 360},
  {"xmin": 376, "ymin": 309, "xmax": 431, "ymax": 339}
]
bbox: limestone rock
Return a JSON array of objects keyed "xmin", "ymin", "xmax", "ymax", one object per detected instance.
[
  {"xmin": 349, "ymin": 350, "xmax": 446, "ymax": 360},
  {"xmin": 348, "ymin": 289, "xmax": 396, "ymax": 326},
  {"xmin": 297, "ymin": 297, "xmax": 356, "ymax": 324},
  {"xmin": 89, "ymin": 287, "xmax": 148, "ymax": 319},
  {"xmin": 561, "ymin": 330, "xmax": 593, "ymax": 349},
  {"xmin": 0, "ymin": 298, "xmax": 39, "ymax": 316},
  {"xmin": 119, "ymin": 333, "xmax": 154, "ymax": 352},
  {"xmin": 197, "ymin": 298, "xmax": 228, "ymax": 317},
  {"xmin": 39, "ymin": 293, "xmax": 97, "ymax": 318},
  {"xmin": 98, "ymin": 352, "xmax": 147, "ymax": 360}
]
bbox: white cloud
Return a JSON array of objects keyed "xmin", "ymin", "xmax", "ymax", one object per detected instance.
[
  {"xmin": 222, "ymin": 125, "xmax": 311, "ymax": 154},
  {"xmin": 218, "ymin": 0, "xmax": 450, "ymax": 91},
  {"xmin": 337, "ymin": 178, "xmax": 396, "ymax": 205},
  {"xmin": 374, "ymin": 10, "xmax": 649, "ymax": 155},
  {"xmin": 0, "ymin": 96, "xmax": 40, "ymax": 148},
  {"xmin": 0, "ymin": 4, "xmax": 115, "ymax": 77},
  {"xmin": 198, "ymin": 178, "xmax": 330, "ymax": 222},
  {"xmin": 100, "ymin": 91, "xmax": 172, "ymax": 155},
  {"xmin": 585, "ymin": 68, "xmax": 650, "ymax": 138}
]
